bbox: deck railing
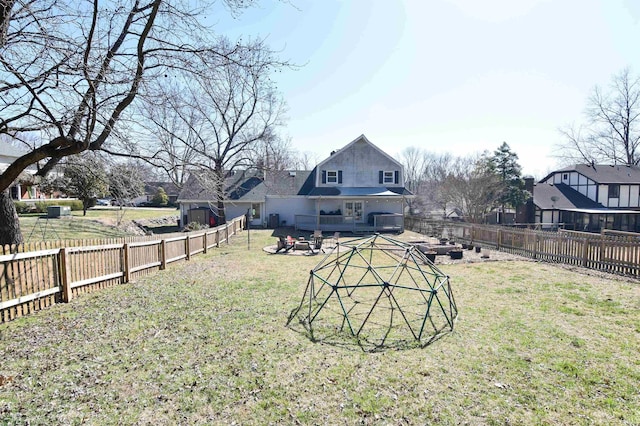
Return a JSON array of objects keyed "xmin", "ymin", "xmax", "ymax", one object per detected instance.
[
  {"xmin": 295, "ymin": 213, "xmax": 403, "ymax": 232},
  {"xmin": 0, "ymin": 215, "xmax": 245, "ymax": 323}
]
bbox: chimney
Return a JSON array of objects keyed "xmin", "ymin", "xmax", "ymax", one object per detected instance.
[{"xmin": 524, "ymin": 177, "xmax": 535, "ymax": 192}]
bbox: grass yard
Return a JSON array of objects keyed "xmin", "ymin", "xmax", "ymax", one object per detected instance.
[
  {"xmin": 17, "ymin": 207, "xmax": 178, "ymax": 242},
  {"xmin": 0, "ymin": 230, "xmax": 638, "ymax": 425}
]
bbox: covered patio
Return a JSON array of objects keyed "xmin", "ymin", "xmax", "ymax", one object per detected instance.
[{"xmin": 294, "ymin": 187, "xmax": 408, "ymax": 233}]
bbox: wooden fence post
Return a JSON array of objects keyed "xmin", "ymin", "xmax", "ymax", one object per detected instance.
[
  {"xmin": 581, "ymin": 237, "xmax": 589, "ymax": 267},
  {"xmin": 160, "ymin": 239, "xmax": 167, "ymax": 270},
  {"xmin": 123, "ymin": 243, "xmax": 130, "ymax": 283},
  {"xmin": 59, "ymin": 247, "xmax": 72, "ymax": 303},
  {"xmin": 203, "ymin": 232, "xmax": 208, "ymax": 254},
  {"xmin": 226, "ymin": 224, "xmax": 229, "ymax": 244},
  {"xmin": 186, "ymin": 235, "xmax": 191, "ymax": 260}
]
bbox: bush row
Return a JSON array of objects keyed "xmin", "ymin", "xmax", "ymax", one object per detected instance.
[{"xmin": 14, "ymin": 200, "xmax": 84, "ymax": 214}]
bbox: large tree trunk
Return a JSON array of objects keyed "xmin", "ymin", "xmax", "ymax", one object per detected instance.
[{"xmin": 0, "ymin": 190, "xmax": 24, "ymax": 246}]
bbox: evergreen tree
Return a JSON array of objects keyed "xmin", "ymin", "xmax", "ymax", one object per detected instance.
[
  {"xmin": 490, "ymin": 142, "xmax": 528, "ymax": 223},
  {"xmin": 152, "ymin": 187, "xmax": 169, "ymax": 206}
]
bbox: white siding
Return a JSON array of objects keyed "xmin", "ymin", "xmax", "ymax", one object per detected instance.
[
  {"xmin": 620, "ymin": 185, "xmax": 630, "ymax": 207},
  {"xmin": 226, "ymin": 202, "xmax": 263, "ymax": 226},
  {"xmin": 541, "ymin": 210, "xmax": 555, "ymax": 224},
  {"xmin": 598, "ymin": 185, "xmax": 608, "ymax": 205},
  {"xmin": 363, "ymin": 199, "xmax": 403, "ymax": 215},
  {"xmin": 265, "ymin": 197, "xmax": 314, "ymax": 226},
  {"xmin": 631, "ymin": 185, "xmax": 640, "ymax": 207},
  {"xmin": 319, "ymin": 139, "xmax": 402, "ymax": 187},
  {"xmin": 587, "ymin": 185, "xmax": 597, "ymax": 201},
  {"xmin": 578, "ymin": 174, "xmax": 587, "ymax": 185}
]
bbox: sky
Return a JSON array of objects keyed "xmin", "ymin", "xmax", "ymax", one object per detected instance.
[{"xmin": 216, "ymin": 0, "xmax": 640, "ymax": 179}]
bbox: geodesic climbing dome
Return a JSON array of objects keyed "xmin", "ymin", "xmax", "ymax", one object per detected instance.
[{"xmin": 287, "ymin": 234, "xmax": 458, "ymax": 350}]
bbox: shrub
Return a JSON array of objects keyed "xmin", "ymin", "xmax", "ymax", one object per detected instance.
[
  {"xmin": 152, "ymin": 187, "xmax": 169, "ymax": 206},
  {"xmin": 14, "ymin": 201, "xmax": 33, "ymax": 214},
  {"xmin": 183, "ymin": 222, "xmax": 208, "ymax": 232},
  {"xmin": 58, "ymin": 200, "xmax": 84, "ymax": 211}
]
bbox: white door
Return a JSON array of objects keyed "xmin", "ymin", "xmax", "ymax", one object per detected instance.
[{"xmin": 344, "ymin": 200, "xmax": 364, "ymax": 223}]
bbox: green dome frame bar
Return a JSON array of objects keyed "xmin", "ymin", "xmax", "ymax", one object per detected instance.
[{"xmin": 287, "ymin": 234, "xmax": 459, "ymax": 350}]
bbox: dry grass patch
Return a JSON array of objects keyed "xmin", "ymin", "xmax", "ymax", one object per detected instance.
[{"xmin": 0, "ymin": 230, "xmax": 638, "ymax": 425}]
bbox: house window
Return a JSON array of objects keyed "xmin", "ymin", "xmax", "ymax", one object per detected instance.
[
  {"xmin": 383, "ymin": 171, "xmax": 394, "ymax": 184},
  {"xmin": 608, "ymin": 184, "xmax": 620, "ymax": 198},
  {"xmin": 563, "ymin": 173, "xmax": 569, "ymax": 181},
  {"xmin": 322, "ymin": 170, "xmax": 342, "ymax": 184},
  {"xmin": 379, "ymin": 170, "xmax": 399, "ymax": 184}
]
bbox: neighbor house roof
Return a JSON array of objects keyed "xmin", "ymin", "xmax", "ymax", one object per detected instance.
[
  {"xmin": 177, "ymin": 169, "xmax": 261, "ymax": 202},
  {"xmin": 534, "ymin": 183, "xmax": 603, "ymax": 210},
  {"xmin": 144, "ymin": 181, "xmax": 181, "ymax": 197},
  {"xmin": 176, "ymin": 169, "xmax": 312, "ymax": 203},
  {"xmin": 543, "ymin": 164, "xmax": 640, "ymax": 184}
]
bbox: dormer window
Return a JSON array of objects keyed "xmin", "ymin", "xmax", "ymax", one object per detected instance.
[
  {"xmin": 383, "ymin": 171, "xmax": 394, "ymax": 184},
  {"xmin": 322, "ymin": 170, "xmax": 342, "ymax": 184},
  {"xmin": 379, "ymin": 170, "xmax": 399, "ymax": 184},
  {"xmin": 608, "ymin": 184, "xmax": 620, "ymax": 198}
]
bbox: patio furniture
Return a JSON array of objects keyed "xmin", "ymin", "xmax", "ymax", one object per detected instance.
[
  {"xmin": 294, "ymin": 239, "xmax": 312, "ymax": 252},
  {"xmin": 311, "ymin": 230, "xmax": 324, "ymax": 253},
  {"xmin": 328, "ymin": 232, "xmax": 340, "ymax": 247},
  {"xmin": 276, "ymin": 235, "xmax": 295, "ymax": 253}
]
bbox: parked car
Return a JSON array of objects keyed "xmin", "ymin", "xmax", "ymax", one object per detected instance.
[{"xmin": 96, "ymin": 198, "xmax": 111, "ymax": 206}]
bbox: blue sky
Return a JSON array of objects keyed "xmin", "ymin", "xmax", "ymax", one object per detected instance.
[{"xmin": 216, "ymin": 0, "xmax": 640, "ymax": 178}]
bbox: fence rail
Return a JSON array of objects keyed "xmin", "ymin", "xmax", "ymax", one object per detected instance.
[
  {"xmin": 0, "ymin": 215, "xmax": 245, "ymax": 323},
  {"xmin": 405, "ymin": 216, "xmax": 640, "ymax": 278}
]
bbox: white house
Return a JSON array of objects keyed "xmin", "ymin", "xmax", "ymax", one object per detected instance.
[
  {"xmin": 533, "ymin": 164, "xmax": 640, "ymax": 232},
  {"xmin": 177, "ymin": 135, "xmax": 413, "ymax": 232}
]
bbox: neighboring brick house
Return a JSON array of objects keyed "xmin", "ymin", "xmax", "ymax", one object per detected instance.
[
  {"xmin": 532, "ymin": 164, "xmax": 640, "ymax": 232},
  {"xmin": 1, "ymin": 143, "xmax": 49, "ymax": 200},
  {"xmin": 177, "ymin": 134, "xmax": 413, "ymax": 232}
]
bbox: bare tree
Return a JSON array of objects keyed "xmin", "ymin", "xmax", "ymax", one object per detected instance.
[
  {"xmin": 62, "ymin": 154, "xmax": 109, "ymax": 216},
  {"xmin": 399, "ymin": 147, "xmax": 428, "ymax": 215},
  {"xmin": 557, "ymin": 68, "xmax": 640, "ymax": 166},
  {"xmin": 445, "ymin": 154, "xmax": 501, "ymax": 223},
  {"xmin": 135, "ymin": 38, "xmax": 287, "ymax": 224},
  {"xmin": 132, "ymin": 81, "xmax": 205, "ymax": 188},
  {"xmin": 398, "ymin": 147, "xmax": 459, "ymax": 217},
  {"xmin": 290, "ymin": 150, "xmax": 321, "ymax": 170},
  {"xmin": 0, "ymin": 0, "xmax": 273, "ymax": 244}
]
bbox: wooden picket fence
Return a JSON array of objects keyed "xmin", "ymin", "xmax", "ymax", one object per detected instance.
[
  {"xmin": 405, "ymin": 217, "xmax": 640, "ymax": 278},
  {"xmin": 0, "ymin": 215, "xmax": 246, "ymax": 323}
]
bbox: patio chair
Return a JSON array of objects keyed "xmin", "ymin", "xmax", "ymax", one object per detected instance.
[
  {"xmin": 275, "ymin": 235, "xmax": 295, "ymax": 253},
  {"xmin": 328, "ymin": 232, "xmax": 340, "ymax": 248},
  {"xmin": 311, "ymin": 230, "xmax": 324, "ymax": 253}
]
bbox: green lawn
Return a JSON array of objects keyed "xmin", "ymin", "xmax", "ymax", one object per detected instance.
[
  {"xmin": 17, "ymin": 207, "xmax": 178, "ymax": 242},
  {"xmin": 0, "ymin": 230, "xmax": 638, "ymax": 425}
]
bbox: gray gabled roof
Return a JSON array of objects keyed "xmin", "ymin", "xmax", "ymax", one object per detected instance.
[
  {"xmin": 316, "ymin": 134, "xmax": 402, "ymax": 171},
  {"xmin": 533, "ymin": 182, "xmax": 603, "ymax": 210},
  {"xmin": 543, "ymin": 164, "xmax": 640, "ymax": 184},
  {"xmin": 177, "ymin": 169, "xmax": 312, "ymax": 203}
]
